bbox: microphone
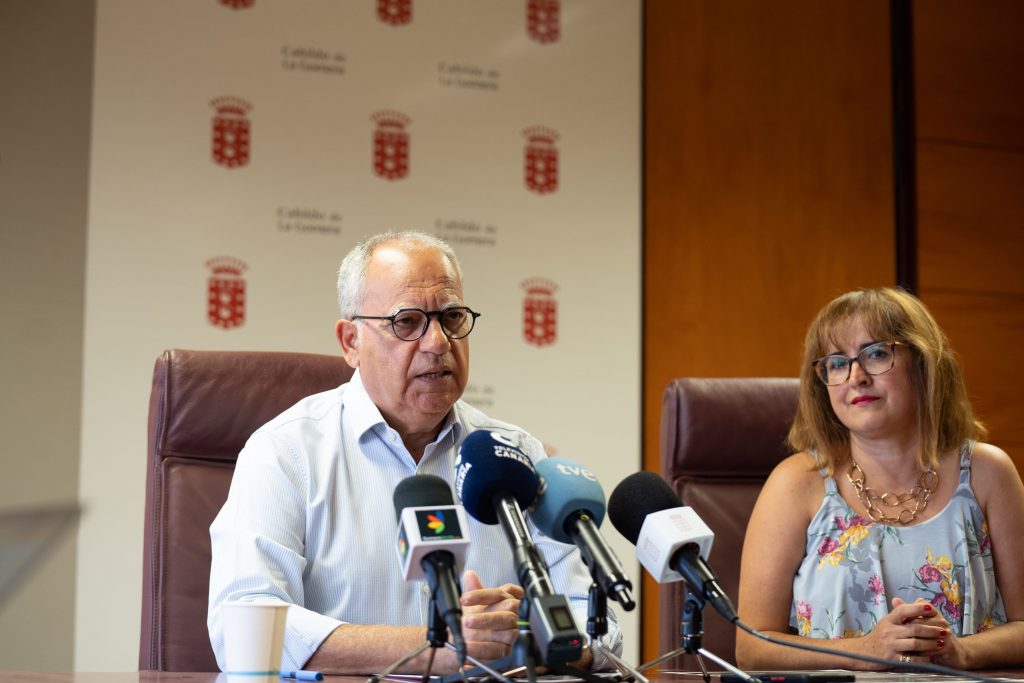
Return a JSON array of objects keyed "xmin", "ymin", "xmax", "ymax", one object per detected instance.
[
  {"xmin": 531, "ymin": 457, "xmax": 635, "ymax": 611},
  {"xmin": 454, "ymin": 430, "xmax": 584, "ymax": 665},
  {"xmin": 393, "ymin": 473, "xmax": 471, "ymax": 662},
  {"xmin": 607, "ymin": 471, "xmax": 737, "ymax": 623}
]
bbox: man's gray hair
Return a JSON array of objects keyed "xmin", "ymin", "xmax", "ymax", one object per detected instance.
[{"xmin": 336, "ymin": 230, "xmax": 462, "ymax": 319}]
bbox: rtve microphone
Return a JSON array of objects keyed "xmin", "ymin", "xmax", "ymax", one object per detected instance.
[
  {"xmin": 393, "ymin": 473, "xmax": 471, "ymax": 662},
  {"xmin": 531, "ymin": 457, "xmax": 635, "ymax": 611},
  {"xmin": 454, "ymin": 430, "xmax": 584, "ymax": 665},
  {"xmin": 607, "ymin": 470, "xmax": 738, "ymax": 623}
]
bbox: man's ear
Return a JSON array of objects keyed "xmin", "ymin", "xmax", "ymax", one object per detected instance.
[{"xmin": 336, "ymin": 319, "xmax": 359, "ymax": 368}]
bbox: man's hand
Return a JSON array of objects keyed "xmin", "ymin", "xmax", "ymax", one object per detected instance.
[{"xmin": 458, "ymin": 570, "xmax": 525, "ymax": 662}]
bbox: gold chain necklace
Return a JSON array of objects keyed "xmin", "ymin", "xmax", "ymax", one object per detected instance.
[{"xmin": 847, "ymin": 459, "xmax": 939, "ymax": 525}]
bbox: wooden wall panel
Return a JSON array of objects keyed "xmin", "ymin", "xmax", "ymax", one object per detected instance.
[
  {"xmin": 914, "ymin": 0, "xmax": 1024, "ymax": 474},
  {"xmin": 643, "ymin": 0, "xmax": 893, "ymax": 665},
  {"xmin": 914, "ymin": 0, "xmax": 1024, "ymax": 149},
  {"xmin": 919, "ymin": 289, "xmax": 1024, "ymax": 458},
  {"xmin": 917, "ymin": 143, "xmax": 1024, "ymax": 295}
]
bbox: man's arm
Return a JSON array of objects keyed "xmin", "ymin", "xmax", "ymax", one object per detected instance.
[
  {"xmin": 208, "ymin": 428, "xmax": 342, "ymax": 671},
  {"xmin": 305, "ymin": 571, "xmax": 523, "ymax": 674}
]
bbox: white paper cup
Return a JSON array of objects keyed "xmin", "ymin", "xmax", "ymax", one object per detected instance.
[{"xmin": 221, "ymin": 601, "xmax": 288, "ymax": 683}]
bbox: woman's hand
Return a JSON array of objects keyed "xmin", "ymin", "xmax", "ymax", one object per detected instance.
[
  {"xmin": 889, "ymin": 597, "xmax": 963, "ymax": 667},
  {"xmin": 874, "ymin": 597, "xmax": 957, "ymax": 666}
]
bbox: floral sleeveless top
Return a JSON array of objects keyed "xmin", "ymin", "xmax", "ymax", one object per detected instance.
[{"xmin": 789, "ymin": 441, "xmax": 1006, "ymax": 638}]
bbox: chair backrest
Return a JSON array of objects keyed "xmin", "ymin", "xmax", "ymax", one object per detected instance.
[
  {"xmin": 139, "ymin": 349, "xmax": 354, "ymax": 671},
  {"xmin": 658, "ymin": 377, "xmax": 799, "ymax": 668}
]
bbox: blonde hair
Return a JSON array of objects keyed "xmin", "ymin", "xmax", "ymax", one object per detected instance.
[{"xmin": 788, "ymin": 287, "xmax": 986, "ymax": 474}]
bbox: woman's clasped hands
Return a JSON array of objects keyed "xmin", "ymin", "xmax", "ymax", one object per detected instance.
[{"xmin": 863, "ymin": 597, "xmax": 963, "ymax": 669}]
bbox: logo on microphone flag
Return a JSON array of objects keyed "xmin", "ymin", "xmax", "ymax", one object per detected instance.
[
  {"xmin": 205, "ymin": 256, "xmax": 248, "ymax": 329},
  {"xmin": 397, "ymin": 527, "xmax": 409, "ymax": 561},
  {"xmin": 521, "ymin": 277, "xmax": 558, "ymax": 346},
  {"xmin": 372, "ymin": 110, "xmax": 411, "ymax": 180},
  {"xmin": 210, "ymin": 96, "xmax": 252, "ymax": 168},
  {"xmin": 377, "ymin": 0, "xmax": 412, "ymax": 25},
  {"xmin": 415, "ymin": 509, "xmax": 463, "ymax": 540},
  {"xmin": 527, "ymin": 0, "xmax": 560, "ymax": 44},
  {"xmin": 522, "ymin": 126, "xmax": 559, "ymax": 194},
  {"xmin": 427, "ymin": 513, "xmax": 445, "ymax": 534}
]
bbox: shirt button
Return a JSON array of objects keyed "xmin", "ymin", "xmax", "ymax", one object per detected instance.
[{"xmin": 422, "ymin": 584, "xmax": 431, "ymax": 595}]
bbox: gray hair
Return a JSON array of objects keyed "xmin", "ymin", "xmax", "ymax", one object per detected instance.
[{"xmin": 336, "ymin": 230, "xmax": 462, "ymax": 319}]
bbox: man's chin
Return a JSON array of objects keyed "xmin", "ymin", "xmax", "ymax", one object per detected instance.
[{"xmin": 414, "ymin": 394, "xmax": 458, "ymax": 413}]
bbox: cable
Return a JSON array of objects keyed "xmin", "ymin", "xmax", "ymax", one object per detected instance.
[{"xmin": 731, "ymin": 618, "xmax": 1005, "ymax": 683}]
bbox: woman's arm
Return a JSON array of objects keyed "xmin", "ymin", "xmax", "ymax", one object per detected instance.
[{"xmin": 736, "ymin": 452, "xmax": 830, "ymax": 668}]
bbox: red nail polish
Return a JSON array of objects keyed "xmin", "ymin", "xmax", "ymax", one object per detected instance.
[
  {"xmin": 939, "ymin": 629, "xmax": 948, "ymax": 637},
  {"xmin": 923, "ymin": 604, "xmax": 932, "ymax": 611},
  {"xmin": 937, "ymin": 639, "xmax": 945, "ymax": 648}
]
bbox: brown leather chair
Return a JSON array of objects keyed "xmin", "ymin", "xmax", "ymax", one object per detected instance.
[
  {"xmin": 658, "ymin": 377, "xmax": 799, "ymax": 669},
  {"xmin": 139, "ymin": 349, "xmax": 354, "ymax": 671}
]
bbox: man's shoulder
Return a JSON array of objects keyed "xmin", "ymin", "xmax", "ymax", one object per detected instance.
[
  {"xmin": 253, "ymin": 384, "xmax": 347, "ymax": 435},
  {"xmin": 454, "ymin": 400, "xmax": 544, "ymax": 457}
]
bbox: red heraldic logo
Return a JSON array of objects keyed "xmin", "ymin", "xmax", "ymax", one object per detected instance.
[
  {"xmin": 527, "ymin": 0, "xmax": 560, "ymax": 44},
  {"xmin": 210, "ymin": 97, "xmax": 252, "ymax": 168},
  {"xmin": 523, "ymin": 126, "xmax": 559, "ymax": 194},
  {"xmin": 206, "ymin": 256, "xmax": 248, "ymax": 329},
  {"xmin": 219, "ymin": 0, "xmax": 254, "ymax": 8},
  {"xmin": 521, "ymin": 278, "xmax": 559, "ymax": 347},
  {"xmin": 378, "ymin": 0, "xmax": 412, "ymax": 25},
  {"xmin": 372, "ymin": 110, "xmax": 411, "ymax": 180}
]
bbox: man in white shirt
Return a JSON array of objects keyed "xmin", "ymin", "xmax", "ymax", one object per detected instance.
[{"xmin": 208, "ymin": 231, "xmax": 621, "ymax": 674}]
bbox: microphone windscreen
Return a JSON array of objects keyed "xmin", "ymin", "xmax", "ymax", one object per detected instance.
[
  {"xmin": 455, "ymin": 430, "xmax": 539, "ymax": 524},
  {"xmin": 607, "ymin": 471, "xmax": 682, "ymax": 544},
  {"xmin": 532, "ymin": 457, "xmax": 606, "ymax": 544},
  {"xmin": 393, "ymin": 473, "xmax": 455, "ymax": 521}
]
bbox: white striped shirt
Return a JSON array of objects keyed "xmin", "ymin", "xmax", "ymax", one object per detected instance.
[{"xmin": 208, "ymin": 370, "xmax": 621, "ymax": 671}]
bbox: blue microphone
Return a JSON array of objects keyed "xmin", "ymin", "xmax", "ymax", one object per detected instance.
[
  {"xmin": 454, "ymin": 430, "xmax": 583, "ymax": 665},
  {"xmin": 532, "ymin": 458, "xmax": 635, "ymax": 611},
  {"xmin": 455, "ymin": 430, "xmax": 539, "ymax": 523}
]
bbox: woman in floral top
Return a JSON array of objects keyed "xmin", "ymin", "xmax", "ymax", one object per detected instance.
[{"xmin": 736, "ymin": 288, "xmax": 1024, "ymax": 670}]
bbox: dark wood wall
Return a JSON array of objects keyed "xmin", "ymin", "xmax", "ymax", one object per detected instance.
[
  {"xmin": 914, "ymin": 0, "xmax": 1024, "ymax": 459},
  {"xmin": 643, "ymin": 0, "xmax": 1024, "ymax": 665}
]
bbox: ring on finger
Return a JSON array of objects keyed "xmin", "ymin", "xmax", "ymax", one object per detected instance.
[{"xmin": 899, "ymin": 654, "xmax": 912, "ymax": 663}]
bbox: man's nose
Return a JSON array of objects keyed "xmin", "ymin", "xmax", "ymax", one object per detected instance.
[{"xmin": 419, "ymin": 315, "xmax": 451, "ymax": 351}]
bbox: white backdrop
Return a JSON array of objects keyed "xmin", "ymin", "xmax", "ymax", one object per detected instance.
[{"xmin": 79, "ymin": 0, "xmax": 640, "ymax": 669}]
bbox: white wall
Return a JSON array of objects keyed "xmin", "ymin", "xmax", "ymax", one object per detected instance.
[
  {"xmin": 3, "ymin": 0, "xmax": 641, "ymax": 671},
  {"xmin": 0, "ymin": 0, "xmax": 94, "ymax": 671}
]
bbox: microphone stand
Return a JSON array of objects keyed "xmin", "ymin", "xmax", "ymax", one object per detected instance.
[
  {"xmin": 441, "ymin": 595, "xmax": 540, "ymax": 683},
  {"xmin": 586, "ymin": 582, "xmax": 647, "ymax": 683},
  {"xmin": 442, "ymin": 594, "xmax": 606, "ymax": 683},
  {"xmin": 636, "ymin": 588, "xmax": 758, "ymax": 683},
  {"xmin": 371, "ymin": 595, "xmax": 512, "ymax": 683}
]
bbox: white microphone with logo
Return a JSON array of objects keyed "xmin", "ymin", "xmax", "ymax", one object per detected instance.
[
  {"xmin": 607, "ymin": 471, "xmax": 733, "ymax": 621},
  {"xmin": 393, "ymin": 473, "xmax": 471, "ymax": 665}
]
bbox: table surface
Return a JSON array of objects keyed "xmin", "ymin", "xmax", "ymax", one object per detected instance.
[{"xmin": 2, "ymin": 672, "xmax": 1024, "ymax": 683}]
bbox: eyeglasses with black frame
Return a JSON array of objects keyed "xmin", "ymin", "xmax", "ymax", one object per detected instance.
[
  {"xmin": 812, "ymin": 341, "xmax": 903, "ymax": 386},
  {"xmin": 351, "ymin": 306, "xmax": 481, "ymax": 341}
]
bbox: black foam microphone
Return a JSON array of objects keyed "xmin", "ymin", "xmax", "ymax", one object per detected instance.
[
  {"xmin": 454, "ymin": 430, "xmax": 584, "ymax": 665},
  {"xmin": 393, "ymin": 474, "xmax": 470, "ymax": 662},
  {"xmin": 531, "ymin": 457, "xmax": 635, "ymax": 611},
  {"xmin": 607, "ymin": 471, "xmax": 737, "ymax": 623}
]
